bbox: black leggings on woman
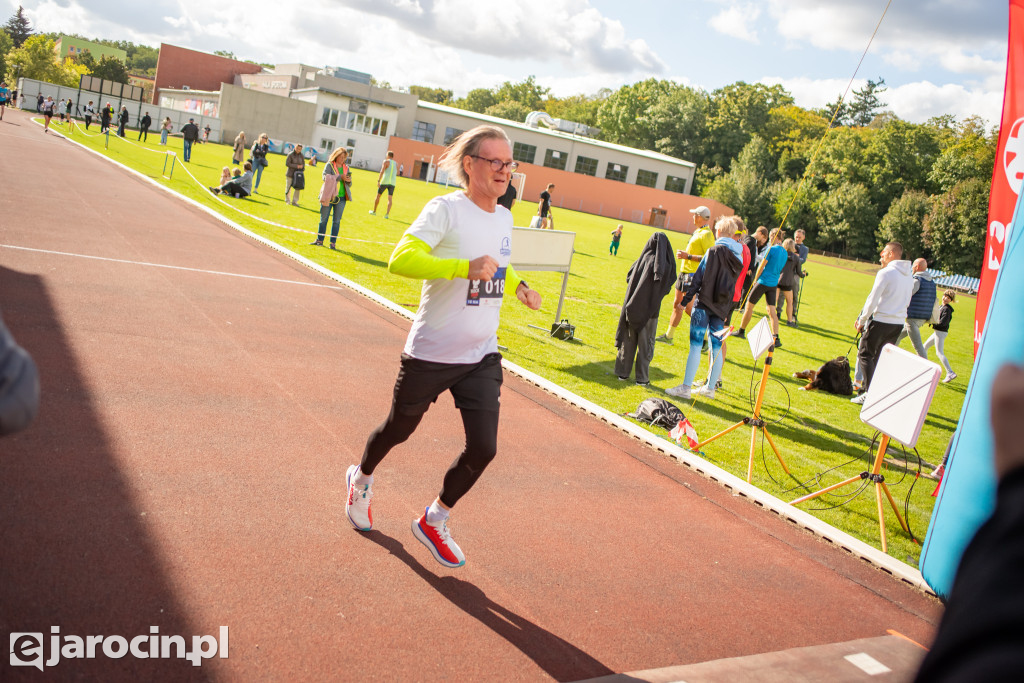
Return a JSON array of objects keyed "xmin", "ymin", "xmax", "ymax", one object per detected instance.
[{"xmin": 360, "ymin": 353, "xmax": 502, "ymax": 508}]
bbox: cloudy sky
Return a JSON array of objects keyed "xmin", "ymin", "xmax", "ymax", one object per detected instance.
[{"xmin": 10, "ymin": 0, "xmax": 1009, "ymax": 126}]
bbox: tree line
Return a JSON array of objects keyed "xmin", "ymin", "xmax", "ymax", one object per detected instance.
[{"xmin": 411, "ymin": 76, "xmax": 996, "ymax": 276}]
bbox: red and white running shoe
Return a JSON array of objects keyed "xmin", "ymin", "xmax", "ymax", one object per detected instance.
[
  {"xmin": 411, "ymin": 508, "xmax": 465, "ymax": 568},
  {"xmin": 345, "ymin": 465, "xmax": 373, "ymax": 531}
]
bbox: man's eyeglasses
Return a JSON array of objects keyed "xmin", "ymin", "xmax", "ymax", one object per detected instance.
[{"xmin": 470, "ymin": 155, "xmax": 518, "ymax": 172}]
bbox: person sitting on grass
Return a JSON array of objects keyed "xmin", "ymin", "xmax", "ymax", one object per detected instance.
[
  {"xmin": 209, "ymin": 161, "xmax": 253, "ymax": 198},
  {"xmin": 219, "ymin": 166, "xmax": 233, "ymax": 187}
]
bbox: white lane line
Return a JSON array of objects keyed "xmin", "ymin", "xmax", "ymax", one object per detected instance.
[{"xmin": 0, "ymin": 243, "xmax": 347, "ymax": 291}]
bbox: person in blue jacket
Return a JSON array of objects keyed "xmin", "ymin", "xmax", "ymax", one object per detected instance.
[{"xmin": 735, "ymin": 228, "xmax": 787, "ymax": 348}]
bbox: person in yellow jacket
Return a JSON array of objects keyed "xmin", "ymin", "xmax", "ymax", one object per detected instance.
[
  {"xmin": 656, "ymin": 206, "xmax": 715, "ymax": 344},
  {"xmin": 344, "ymin": 125, "xmax": 542, "ymax": 569}
]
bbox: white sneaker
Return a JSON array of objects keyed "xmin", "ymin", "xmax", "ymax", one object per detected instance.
[
  {"xmin": 695, "ymin": 384, "xmax": 715, "ymax": 399},
  {"xmin": 850, "ymin": 393, "xmax": 867, "ymax": 405},
  {"xmin": 666, "ymin": 384, "xmax": 691, "ymax": 400},
  {"xmin": 345, "ymin": 465, "xmax": 373, "ymax": 531},
  {"xmin": 943, "ymin": 372, "xmax": 957, "ymax": 384},
  {"xmin": 412, "ymin": 509, "xmax": 465, "ymax": 568},
  {"xmin": 368, "ymin": 210, "xmax": 376, "ymax": 215}
]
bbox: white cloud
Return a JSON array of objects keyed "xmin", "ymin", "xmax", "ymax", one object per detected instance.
[{"xmin": 708, "ymin": 4, "xmax": 762, "ymax": 43}]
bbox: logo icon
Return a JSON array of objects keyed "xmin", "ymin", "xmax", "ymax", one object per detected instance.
[
  {"xmin": 10, "ymin": 632, "xmax": 44, "ymax": 671},
  {"xmin": 500, "ymin": 237, "xmax": 511, "ymax": 257},
  {"xmin": 1004, "ymin": 117, "xmax": 1024, "ymax": 197}
]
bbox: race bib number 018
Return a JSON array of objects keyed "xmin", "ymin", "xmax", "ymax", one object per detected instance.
[{"xmin": 467, "ymin": 267, "xmax": 506, "ymax": 307}]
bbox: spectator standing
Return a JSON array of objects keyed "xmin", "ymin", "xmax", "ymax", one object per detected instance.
[
  {"xmin": 791, "ymin": 229, "xmax": 810, "ymax": 322},
  {"xmin": 312, "ymin": 148, "xmax": 352, "ymax": 249},
  {"xmin": 100, "ymin": 103, "xmax": 113, "ymax": 132},
  {"xmin": 614, "ymin": 232, "xmax": 676, "ymax": 386},
  {"xmin": 250, "ymin": 133, "xmax": 270, "ymax": 192},
  {"xmin": 138, "ymin": 112, "xmax": 152, "ymax": 141},
  {"xmin": 83, "ymin": 101, "xmax": 95, "ymax": 130},
  {"xmin": 232, "ymin": 131, "xmax": 247, "ymax": 165},
  {"xmin": 666, "ymin": 216, "xmax": 745, "ymax": 401},
  {"xmin": 851, "ymin": 242, "xmax": 914, "ymax": 404},
  {"xmin": 116, "ymin": 106, "xmax": 129, "ymax": 137},
  {"xmin": 203, "ymin": 124, "xmax": 211, "ymax": 143},
  {"xmin": 36, "ymin": 93, "xmax": 43, "ymax": 113},
  {"xmin": 0, "ymin": 82, "xmax": 9, "ymax": 121},
  {"xmin": 370, "ymin": 151, "xmax": 399, "ymax": 218},
  {"xmin": 496, "ymin": 176, "xmax": 517, "ymax": 210},
  {"xmin": 776, "ymin": 238, "xmax": 804, "ymax": 327},
  {"xmin": 610, "ymin": 224, "xmax": 623, "ymax": 256},
  {"xmin": 897, "ymin": 258, "xmax": 936, "ymax": 358},
  {"xmin": 180, "ymin": 118, "xmax": 200, "ymax": 162},
  {"xmin": 925, "ymin": 290, "xmax": 958, "ymax": 384},
  {"xmin": 209, "ymin": 161, "xmax": 254, "ymax": 198},
  {"xmin": 57, "ymin": 97, "xmax": 67, "ymax": 123},
  {"xmin": 344, "ymin": 125, "xmax": 541, "ymax": 569},
  {"xmin": 284, "ymin": 144, "xmax": 306, "ymax": 205},
  {"xmin": 656, "ymin": 206, "xmax": 715, "ymax": 345},
  {"xmin": 160, "ymin": 117, "xmax": 172, "ymax": 145},
  {"xmin": 537, "ymin": 183, "xmax": 555, "ymax": 229},
  {"xmin": 735, "ymin": 228, "xmax": 788, "ymax": 347},
  {"xmin": 701, "ymin": 221, "xmax": 752, "ymax": 392}
]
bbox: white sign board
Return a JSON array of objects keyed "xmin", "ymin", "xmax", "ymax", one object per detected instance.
[
  {"xmin": 511, "ymin": 227, "xmax": 576, "ymax": 272},
  {"xmin": 859, "ymin": 344, "xmax": 941, "ymax": 448},
  {"xmin": 747, "ymin": 316, "xmax": 775, "ymax": 360}
]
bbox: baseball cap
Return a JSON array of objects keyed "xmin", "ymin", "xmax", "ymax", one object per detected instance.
[{"xmin": 690, "ymin": 206, "xmax": 711, "ymax": 219}]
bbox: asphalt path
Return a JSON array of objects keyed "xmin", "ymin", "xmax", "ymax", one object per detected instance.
[{"xmin": 1, "ymin": 107, "xmax": 941, "ymax": 681}]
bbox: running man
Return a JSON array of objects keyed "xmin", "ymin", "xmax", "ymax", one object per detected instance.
[
  {"xmin": 537, "ymin": 183, "xmax": 554, "ymax": 229},
  {"xmin": 345, "ymin": 125, "xmax": 542, "ymax": 568},
  {"xmin": 370, "ymin": 150, "xmax": 399, "ymax": 218}
]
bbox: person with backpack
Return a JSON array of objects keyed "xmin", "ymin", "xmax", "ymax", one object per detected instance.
[{"xmin": 896, "ymin": 258, "xmax": 936, "ymax": 358}]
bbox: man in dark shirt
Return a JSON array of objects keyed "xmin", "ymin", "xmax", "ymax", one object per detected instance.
[
  {"xmin": 180, "ymin": 118, "xmax": 200, "ymax": 162},
  {"xmin": 497, "ymin": 178, "xmax": 517, "ymax": 211},
  {"xmin": 537, "ymin": 183, "xmax": 554, "ymax": 229},
  {"xmin": 138, "ymin": 112, "xmax": 152, "ymax": 142}
]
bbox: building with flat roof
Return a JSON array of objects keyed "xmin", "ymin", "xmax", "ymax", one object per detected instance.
[
  {"xmin": 54, "ymin": 36, "xmax": 126, "ymax": 63},
  {"xmin": 153, "ymin": 43, "xmax": 263, "ymax": 106}
]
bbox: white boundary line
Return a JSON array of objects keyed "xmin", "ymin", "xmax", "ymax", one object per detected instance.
[{"xmin": 56, "ymin": 120, "xmax": 932, "ymax": 595}]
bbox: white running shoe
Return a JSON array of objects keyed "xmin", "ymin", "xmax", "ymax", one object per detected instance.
[
  {"xmin": 666, "ymin": 384, "xmax": 691, "ymax": 400},
  {"xmin": 345, "ymin": 465, "xmax": 373, "ymax": 531},
  {"xmin": 368, "ymin": 210, "xmax": 376, "ymax": 215},
  {"xmin": 942, "ymin": 372, "xmax": 958, "ymax": 384},
  {"xmin": 695, "ymin": 384, "xmax": 716, "ymax": 399},
  {"xmin": 412, "ymin": 509, "xmax": 465, "ymax": 568},
  {"xmin": 850, "ymin": 393, "xmax": 867, "ymax": 405}
]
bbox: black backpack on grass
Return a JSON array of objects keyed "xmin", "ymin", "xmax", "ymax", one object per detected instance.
[{"xmin": 628, "ymin": 398, "xmax": 685, "ymax": 430}]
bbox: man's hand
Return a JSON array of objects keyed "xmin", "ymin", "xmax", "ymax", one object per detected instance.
[
  {"xmin": 516, "ymin": 283, "xmax": 542, "ymax": 310},
  {"xmin": 468, "ymin": 255, "xmax": 499, "ymax": 281},
  {"xmin": 676, "ymin": 249, "xmax": 688, "ymax": 261},
  {"xmin": 854, "ymin": 320, "xmax": 863, "ymax": 333}
]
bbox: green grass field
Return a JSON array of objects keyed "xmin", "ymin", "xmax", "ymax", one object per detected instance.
[{"xmin": 61, "ymin": 121, "xmax": 975, "ymax": 566}]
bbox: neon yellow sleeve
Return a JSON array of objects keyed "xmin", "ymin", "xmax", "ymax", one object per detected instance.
[
  {"xmin": 506, "ymin": 263, "xmax": 527, "ymax": 297},
  {"xmin": 388, "ymin": 235, "xmax": 469, "ymax": 280}
]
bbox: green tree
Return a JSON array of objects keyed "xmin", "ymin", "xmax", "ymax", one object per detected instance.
[
  {"xmin": 596, "ymin": 78, "xmax": 677, "ymax": 151},
  {"xmin": 704, "ymin": 81, "xmax": 794, "ymax": 169},
  {"xmin": 816, "ymin": 181, "xmax": 877, "ymax": 258},
  {"xmin": 848, "ymin": 78, "xmax": 887, "ymax": 127},
  {"xmin": 545, "ymin": 90, "xmax": 609, "ymax": 129},
  {"xmin": 645, "ymin": 84, "xmax": 711, "ymax": 164},
  {"xmin": 704, "ymin": 136, "xmax": 776, "ymax": 228},
  {"xmin": 457, "ymin": 87, "xmax": 496, "ymax": 113},
  {"xmin": 89, "ymin": 54, "xmax": 129, "ymax": 83},
  {"xmin": 409, "ymin": 85, "xmax": 453, "ymax": 104},
  {"xmin": 214, "ymin": 49, "xmax": 236, "ymax": 59},
  {"xmin": 493, "ymin": 75, "xmax": 549, "ymax": 111},
  {"xmin": 928, "ymin": 117, "xmax": 996, "ymax": 193},
  {"xmin": 864, "ymin": 118, "xmax": 940, "ymax": 216},
  {"xmin": 0, "ymin": 30, "xmax": 12, "ymax": 82},
  {"xmin": 877, "ymin": 190, "xmax": 931, "ymax": 262},
  {"xmin": 923, "ymin": 178, "xmax": 989, "ymax": 275},
  {"xmin": 806, "ymin": 126, "xmax": 872, "ymax": 190},
  {"xmin": 3, "ymin": 5, "xmax": 32, "ymax": 48},
  {"xmin": 774, "ymin": 179, "xmax": 822, "ymax": 240},
  {"xmin": 763, "ymin": 105, "xmax": 828, "ymax": 178},
  {"xmin": 483, "ymin": 100, "xmax": 531, "ymax": 124},
  {"xmin": 4, "ymin": 34, "xmax": 65, "ymax": 84}
]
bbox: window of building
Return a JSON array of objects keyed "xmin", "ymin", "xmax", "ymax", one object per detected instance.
[
  {"xmin": 512, "ymin": 142, "xmax": 537, "ymax": 165},
  {"xmin": 320, "ymin": 139, "xmax": 335, "ymax": 152},
  {"xmin": 606, "ymin": 162, "xmax": 628, "ymax": 182},
  {"xmin": 665, "ymin": 175, "xmax": 688, "ymax": 194},
  {"xmin": 411, "ymin": 121, "xmax": 436, "ymax": 143},
  {"xmin": 574, "ymin": 155, "xmax": 598, "ymax": 176},
  {"xmin": 636, "ymin": 169, "xmax": 658, "ymax": 188},
  {"xmin": 444, "ymin": 127, "xmax": 464, "ymax": 146},
  {"xmin": 543, "ymin": 149, "xmax": 567, "ymax": 170},
  {"xmin": 321, "ymin": 107, "xmax": 340, "ymax": 127}
]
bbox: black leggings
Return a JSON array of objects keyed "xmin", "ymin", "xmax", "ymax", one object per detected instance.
[{"xmin": 360, "ymin": 353, "xmax": 502, "ymax": 508}]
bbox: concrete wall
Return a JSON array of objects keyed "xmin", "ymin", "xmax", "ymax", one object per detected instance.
[
  {"xmin": 218, "ymin": 83, "xmax": 315, "ymax": 148},
  {"xmin": 387, "ymin": 137, "xmax": 731, "ymax": 232},
  {"xmin": 153, "ymin": 43, "xmax": 262, "ymax": 105}
]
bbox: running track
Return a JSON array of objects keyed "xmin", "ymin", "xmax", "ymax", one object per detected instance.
[{"xmin": 0, "ymin": 108, "xmax": 941, "ymax": 681}]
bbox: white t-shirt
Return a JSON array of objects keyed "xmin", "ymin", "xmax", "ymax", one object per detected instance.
[{"xmin": 404, "ymin": 191, "xmax": 513, "ymax": 364}]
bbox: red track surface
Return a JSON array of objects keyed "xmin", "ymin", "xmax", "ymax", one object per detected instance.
[{"xmin": 1, "ymin": 108, "xmax": 941, "ymax": 681}]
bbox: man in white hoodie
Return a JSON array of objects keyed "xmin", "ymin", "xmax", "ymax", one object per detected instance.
[{"xmin": 851, "ymin": 241, "xmax": 914, "ymax": 405}]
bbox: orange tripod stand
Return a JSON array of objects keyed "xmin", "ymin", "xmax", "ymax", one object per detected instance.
[
  {"xmin": 691, "ymin": 347, "xmax": 791, "ymax": 483},
  {"xmin": 789, "ymin": 433, "xmax": 911, "ymax": 553}
]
